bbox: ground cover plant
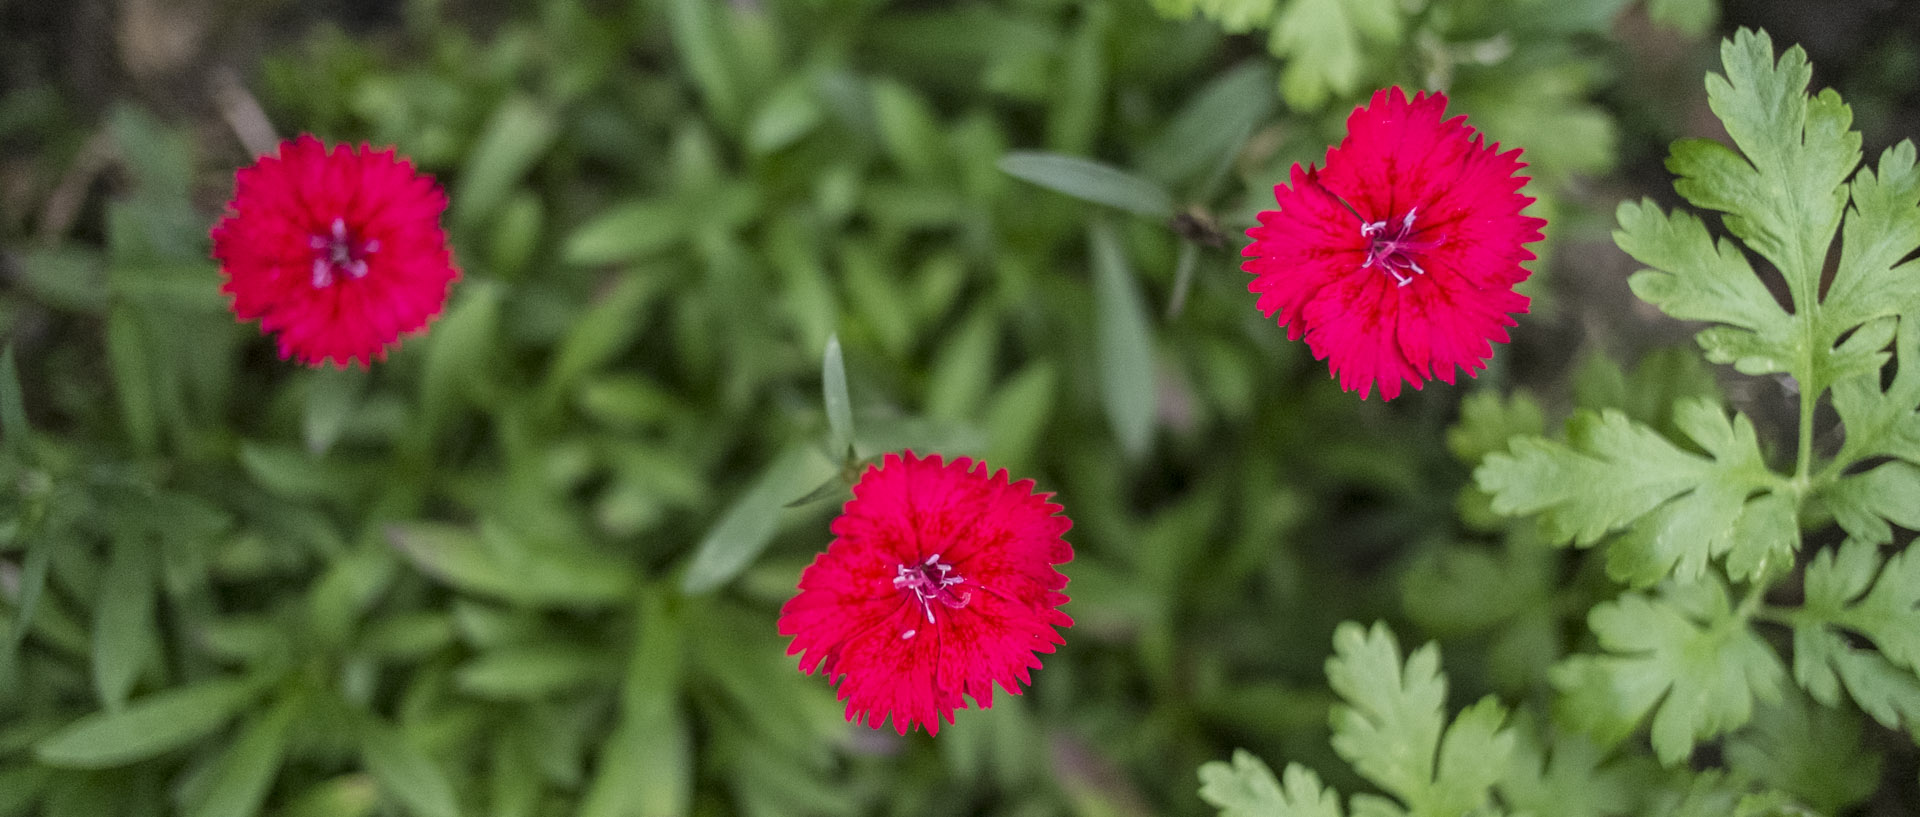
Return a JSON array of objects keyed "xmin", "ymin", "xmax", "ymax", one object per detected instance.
[{"xmin": 3, "ymin": 0, "xmax": 1919, "ymax": 815}]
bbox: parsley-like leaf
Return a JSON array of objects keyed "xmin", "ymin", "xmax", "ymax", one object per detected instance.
[
  {"xmin": 1724, "ymin": 692, "xmax": 1881, "ymax": 815},
  {"xmin": 1267, "ymin": 0, "xmax": 1402, "ymax": 110},
  {"xmin": 1447, "ymin": 390, "xmax": 1545, "ymax": 466},
  {"xmin": 1668, "ymin": 29, "xmax": 1858, "ymax": 318},
  {"xmin": 1327, "ymin": 622, "xmax": 1513, "ymax": 817},
  {"xmin": 1497, "ymin": 727, "xmax": 1640, "ymax": 817},
  {"xmin": 1475, "ymin": 399, "xmax": 1785, "ymax": 585},
  {"xmin": 1619, "ymin": 30, "xmax": 1920, "ymax": 410},
  {"xmin": 1199, "ymin": 751, "xmax": 1345, "ymax": 817},
  {"xmin": 1551, "ymin": 581, "xmax": 1785, "ymax": 766},
  {"xmin": 1831, "ymin": 313, "xmax": 1920, "ymax": 472},
  {"xmin": 1789, "ymin": 540, "xmax": 1920, "ymax": 732},
  {"xmin": 1149, "ymin": 0, "xmax": 1278, "ymax": 33}
]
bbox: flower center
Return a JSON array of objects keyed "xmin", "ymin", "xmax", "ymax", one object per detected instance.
[
  {"xmin": 892, "ymin": 553, "xmax": 971, "ymax": 638},
  {"xmin": 308, "ymin": 217, "xmax": 379, "ymax": 288},
  {"xmin": 1361, "ymin": 208, "xmax": 1429, "ymax": 287}
]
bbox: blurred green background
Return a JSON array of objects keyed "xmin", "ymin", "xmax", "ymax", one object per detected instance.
[{"xmin": 2, "ymin": 0, "xmax": 1918, "ymax": 815}]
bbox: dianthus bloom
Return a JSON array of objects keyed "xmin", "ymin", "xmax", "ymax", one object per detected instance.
[
  {"xmin": 1243, "ymin": 87, "xmax": 1545, "ymax": 400},
  {"xmin": 778, "ymin": 451, "xmax": 1073, "ymax": 735},
  {"xmin": 211, "ymin": 134, "xmax": 458, "ymax": 367}
]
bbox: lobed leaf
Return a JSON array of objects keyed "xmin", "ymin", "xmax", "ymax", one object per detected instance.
[
  {"xmin": 1477, "ymin": 401, "xmax": 1784, "ymax": 585},
  {"xmin": 1198, "ymin": 750, "xmax": 1343, "ymax": 817},
  {"xmin": 1326, "ymin": 622, "xmax": 1512, "ymax": 817},
  {"xmin": 1669, "ymin": 29, "xmax": 1859, "ymax": 305},
  {"xmin": 1551, "ymin": 581, "xmax": 1784, "ymax": 765}
]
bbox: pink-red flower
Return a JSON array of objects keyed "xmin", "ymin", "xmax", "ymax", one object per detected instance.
[
  {"xmin": 778, "ymin": 451, "xmax": 1073, "ymax": 735},
  {"xmin": 1243, "ymin": 87, "xmax": 1545, "ymax": 400},
  {"xmin": 212, "ymin": 134, "xmax": 458, "ymax": 367}
]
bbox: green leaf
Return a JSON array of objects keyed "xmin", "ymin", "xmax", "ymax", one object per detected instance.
[
  {"xmin": 1822, "ymin": 141, "xmax": 1920, "ymax": 351},
  {"xmin": 747, "ymin": 78, "xmax": 823, "ymax": 156},
  {"xmin": 664, "ymin": 0, "xmax": 741, "ymax": 126},
  {"xmin": 561, "ymin": 200, "xmax": 689, "ymax": 266},
  {"xmin": 387, "ymin": 522, "xmax": 634, "ymax": 608},
  {"xmin": 999, "ymin": 152, "xmax": 1175, "ymax": 218},
  {"xmin": 1819, "ymin": 460, "xmax": 1920, "ymax": 545},
  {"xmin": 1647, "ymin": 0, "xmax": 1716, "ymax": 36},
  {"xmin": 821, "ymin": 333, "xmax": 855, "ymax": 457},
  {"xmin": 451, "ymin": 96, "xmax": 558, "ymax": 234},
  {"xmin": 1268, "ymin": 0, "xmax": 1401, "ymax": 110},
  {"xmin": 302, "ymin": 365, "xmax": 365, "ymax": 456},
  {"xmin": 1618, "ymin": 199, "xmax": 1795, "ymax": 376},
  {"xmin": 983, "ymin": 361, "xmax": 1060, "ymax": 472},
  {"xmin": 361, "ymin": 721, "xmax": 459, "ymax": 817},
  {"xmin": 873, "ymin": 79, "xmax": 947, "ymax": 181},
  {"xmin": 542, "ymin": 275, "xmax": 663, "ymax": 398},
  {"xmin": 1089, "ymin": 220, "xmax": 1157, "ymax": 460},
  {"xmin": 106, "ymin": 305, "xmax": 158, "ymax": 455},
  {"xmin": 1446, "ymin": 389, "xmax": 1545, "ymax": 465},
  {"xmin": 1551, "ymin": 581, "xmax": 1784, "ymax": 765},
  {"xmin": 1497, "ymin": 730, "xmax": 1637, "ymax": 817},
  {"xmin": 1325, "ymin": 621, "xmax": 1513, "ymax": 817},
  {"xmin": 582, "ymin": 592, "xmax": 689, "ymax": 817},
  {"xmin": 455, "ymin": 644, "xmax": 613, "ymax": 699},
  {"xmin": 91, "ymin": 536, "xmax": 158, "ymax": 710},
  {"xmin": 1790, "ymin": 624, "xmax": 1920, "ymax": 734},
  {"xmin": 1831, "ymin": 314, "xmax": 1920, "ymax": 471},
  {"xmin": 183, "ymin": 694, "xmax": 299, "ymax": 817},
  {"xmin": 0, "ymin": 346, "xmax": 26, "ymax": 456},
  {"xmin": 1139, "ymin": 62, "xmax": 1274, "ymax": 189},
  {"xmin": 1623, "ymin": 29, "xmax": 1892, "ymax": 404},
  {"xmin": 1476, "ymin": 400, "xmax": 1783, "ymax": 585},
  {"xmin": 1671, "ymin": 30, "xmax": 1858, "ymax": 306},
  {"xmin": 1198, "ymin": 750, "xmax": 1343, "ymax": 817},
  {"xmin": 681, "ymin": 446, "xmax": 833, "ymax": 594},
  {"xmin": 1723, "ymin": 692, "xmax": 1880, "ymax": 815},
  {"xmin": 418, "ymin": 282, "xmax": 502, "ymax": 445},
  {"xmin": 35, "ymin": 676, "xmax": 263, "ymax": 768},
  {"xmin": 925, "ymin": 307, "xmax": 998, "ymax": 421},
  {"xmin": 1797, "ymin": 539, "xmax": 1920, "ymax": 676},
  {"xmin": 1149, "ymin": 0, "xmax": 1277, "ymax": 34}
]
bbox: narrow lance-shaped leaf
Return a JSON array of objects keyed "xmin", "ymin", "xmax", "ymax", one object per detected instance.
[
  {"xmin": 999, "ymin": 152, "xmax": 1174, "ymax": 218},
  {"xmin": 35, "ymin": 676, "xmax": 264, "ymax": 768},
  {"xmin": 821, "ymin": 333, "xmax": 855, "ymax": 457},
  {"xmin": 0, "ymin": 346, "xmax": 26, "ymax": 455},
  {"xmin": 681, "ymin": 446, "xmax": 834, "ymax": 594},
  {"xmin": 361, "ymin": 720, "xmax": 459, "ymax": 817},
  {"xmin": 451, "ymin": 96, "xmax": 558, "ymax": 233},
  {"xmin": 1089, "ymin": 220, "xmax": 1157, "ymax": 460}
]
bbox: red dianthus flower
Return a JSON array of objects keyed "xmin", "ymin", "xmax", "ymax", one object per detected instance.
[
  {"xmin": 778, "ymin": 451, "xmax": 1073, "ymax": 735},
  {"xmin": 1243, "ymin": 87, "xmax": 1545, "ymax": 400},
  {"xmin": 211, "ymin": 134, "xmax": 458, "ymax": 367}
]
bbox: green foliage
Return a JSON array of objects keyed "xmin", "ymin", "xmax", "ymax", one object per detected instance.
[
  {"xmin": 1199, "ymin": 751, "xmax": 1343, "ymax": 817},
  {"xmin": 1477, "ymin": 400, "xmax": 1787, "ymax": 585},
  {"xmin": 1551, "ymin": 581, "xmax": 1784, "ymax": 765},
  {"xmin": 5, "ymin": 0, "xmax": 1911, "ymax": 814},
  {"xmin": 1468, "ymin": 23, "xmax": 1920, "ymax": 800}
]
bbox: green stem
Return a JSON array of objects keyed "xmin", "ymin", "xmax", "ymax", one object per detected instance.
[{"xmin": 1796, "ymin": 368, "xmax": 1815, "ymax": 484}]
